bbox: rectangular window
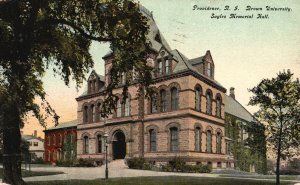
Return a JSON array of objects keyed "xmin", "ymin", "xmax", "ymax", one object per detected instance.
[
  {"xmin": 151, "ymin": 94, "xmax": 157, "ymax": 113},
  {"xmin": 47, "ymin": 137, "xmax": 50, "ymax": 146},
  {"xmin": 207, "ymin": 63, "xmax": 211, "ymax": 77},
  {"xmin": 165, "ymin": 59, "xmax": 170, "ymax": 74},
  {"xmin": 117, "ymin": 100, "xmax": 122, "ymax": 117},
  {"xmin": 217, "ymin": 162, "xmax": 222, "ymax": 168},
  {"xmin": 170, "ymin": 128, "xmax": 179, "ymax": 151},
  {"xmin": 150, "ymin": 129, "xmax": 156, "ymax": 152},
  {"xmin": 34, "ymin": 142, "xmax": 38, "ymax": 146},
  {"xmin": 158, "ymin": 61, "xmax": 163, "ymax": 75}
]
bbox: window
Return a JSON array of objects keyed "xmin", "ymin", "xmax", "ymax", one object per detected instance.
[
  {"xmin": 216, "ymin": 96, "xmax": 221, "ymax": 117},
  {"xmin": 158, "ymin": 61, "xmax": 163, "ymax": 75},
  {"xmin": 97, "ymin": 103, "xmax": 101, "ymax": 121},
  {"xmin": 207, "ymin": 63, "xmax": 211, "ymax": 77},
  {"xmin": 160, "ymin": 90, "xmax": 167, "ymax": 112},
  {"xmin": 29, "ymin": 142, "xmax": 32, "ymax": 146},
  {"xmin": 47, "ymin": 136, "xmax": 50, "ymax": 146},
  {"xmin": 47, "ymin": 150, "xmax": 51, "ymax": 161},
  {"xmin": 150, "ymin": 93, "xmax": 158, "ymax": 113},
  {"xmin": 97, "ymin": 135, "xmax": 103, "ymax": 153},
  {"xmin": 206, "ymin": 130, "xmax": 212, "ymax": 153},
  {"xmin": 217, "ymin": 162, "xmax": 222, "ymax": 168},
  {"xmin": 195, "ymin": 87, "xmax": 201, "ymax": 111},
  {"xmin": 125, "ymin": 98, "xmax": 130, "ymax": 116},
  {"xmin": 84, "ymin": 106, "xmax": 88, "ymax": 123},
  {"xmin": 216, "ymin": 132, "xmax": 222, "ymax": 154},
  {"xmin": 170, "ymin": 127, "xmax": 179, "ymax": 151},
  {"xmin": 165, "ymin": 59, "xmax": 170, "ymax": 74},
  {"xmin": 171, "ymin": 87, "xmax": 179, "ymax": 111},
  {"xmin": 83, "ymin": 136, "xmax": 89, "ymax": 154},
  {"xmin": 206, "ymin": 91, "xmax": 212, "ymax": 115},
  {"xmin": 149, "ymin": 129, "xmax": 156, "ymax": 152},
  {"xmin": 91, "ymin": 104, "xmax": 96, "ymax": 122},
  {"xmin": 195, "ymin": 127, "xmax": 201, "ymax": 152},
  {"xmin": 117, "ymin": 99, "xmax": 121, "ymax": 117},
  {"xmin": 59, "ymin": 134, "xmax": 62, "ymax": 145},
  {"xmin": 53, "ymin": 135, "xmax": 56, "ymax": 146}
]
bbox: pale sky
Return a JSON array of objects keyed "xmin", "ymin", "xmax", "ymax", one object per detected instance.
[{"xmin": 22, "ymin": 0, "xmax": 300, "ymax": 138}]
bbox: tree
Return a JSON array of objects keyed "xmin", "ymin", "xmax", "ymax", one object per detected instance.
[
  {"xmin": 0, "ymin": 0, "xmax": 150, "ymax": 184},
  {"xmin": 248, "ymin": 70, "xmax": 300, "ymax": 185}
]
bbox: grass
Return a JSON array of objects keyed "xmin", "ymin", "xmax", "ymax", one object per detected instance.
[
  {"xmin": 27, "ymin": 176, "xmax": 293, "ymax": 185},
  {"xmin": 220, "ymin": 174, "xmax": 300, "ymax": 181},
  {"xmin": 0, "ymin": 168, "xmax": 64, "ymax": 178}
]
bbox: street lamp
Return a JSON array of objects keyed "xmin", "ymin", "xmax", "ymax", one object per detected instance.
[{"xmin": 103, "ymin": 132, "xmax": 109, "ymax": 180}]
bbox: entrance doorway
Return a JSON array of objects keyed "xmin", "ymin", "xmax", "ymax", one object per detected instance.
[{"xmin": 112, "ymin": 131, "xmax": 126, "ymax": 160}]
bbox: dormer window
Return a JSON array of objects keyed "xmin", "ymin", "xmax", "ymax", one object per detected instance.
[
  {"xmin": 207, "ymin": 63, "xmax": 211, "ymax": 77},
  {"xmin": 158, "ymin": 60, "xmax": 163, "ymax": 74},
  {"xmin": 165, "ymin": 59, "xmax": 170, "ymax": 74}
]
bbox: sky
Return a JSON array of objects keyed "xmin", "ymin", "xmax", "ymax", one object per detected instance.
[{"xmin": 22, "ymin": 0, "xmax": 300, "ymax": 138}]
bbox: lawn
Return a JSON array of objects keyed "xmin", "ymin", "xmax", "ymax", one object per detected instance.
[
  {"xmin": 220, "ymin": 174, "xmax": 300, "ymax": 181},
  {"xmin": 28, "ymin": 176, "xmax": 292, "ymax": 185},
  {"xmin": 0, "ymin": 168, "xmax": 64, "ymax": 178}
]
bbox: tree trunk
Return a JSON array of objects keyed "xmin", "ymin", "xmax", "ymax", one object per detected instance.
[
  {"xmin": 275, "ymin": 122, "xmax": 283, "ymax": 185},
  {"xmin": 2, "ymin": 109, "xmax": 26, "ymax": 185}
]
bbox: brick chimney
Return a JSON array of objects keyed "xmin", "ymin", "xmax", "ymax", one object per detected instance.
[
  {"xmin": 229, "ymin": 87, "xmax": 235, "ymax": 99},
  {"xmin": 34, "ymin": 130, "xmax": 37, "ymax": 137}
]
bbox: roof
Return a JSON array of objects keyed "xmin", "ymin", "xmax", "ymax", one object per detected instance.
[
  {"xmin": 46, "ymin": 120, "xmax": 78, "ymax": 131},
  {"xmin": 189, "ymin": 56, "xmax": 204, "ymax": 65},
  {"xmin": 22, "ymin": 135, "xmax": 44, "ymax": 142},
  {"xmin": 224, "ymin": 95, "xmax": 254, "ymax": 122}
]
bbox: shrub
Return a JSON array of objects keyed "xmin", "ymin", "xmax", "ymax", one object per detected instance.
[
  {"xmin": 191, "ymin": 164, "xmax": 212, "ymax": 173},
  {"xmin": 74, "ymin": 158, "xmax": 95, "ymax": 167},
  {"xmin": 161, "ymin": 164, "xmax": 173, "ymax": 172},
  {"xmin": 31, "ymin": 157, "xmax": 44, "ymax": 164},
  {"xmin": 142, "ymin": 163, "xmax": 154, "ymax": 170},
  {"xmin": 126, "ymin": 157, "xmax": 146, "ymax": 169},
  {"xmin": 169, "ymin": 156, "xmax": 186, "ymax": 172}
]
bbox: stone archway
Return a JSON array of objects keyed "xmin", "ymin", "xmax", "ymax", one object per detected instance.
[{"xmin": 112, "ymin": 131, "xmax": 126, "ymax": 160}]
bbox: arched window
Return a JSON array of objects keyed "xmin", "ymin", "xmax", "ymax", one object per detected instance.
[
  {"xmin": 170, "ymin": 127, "xmax": 179, "ymax": 151},
  {"xmin": 206, "ymin": 91, "xmax": 212, "ymax": 115},
  {"xmin": 216, "ymin": 132, "xmax": 222, "ymax": 154},
  {"xmin": 91, "ymin": 104, "xmax": 95, "ymax": 122},
  {"xmin": 216, "ymin": 96, "xmax": 222, "ymax": 117},
  {"xmin": 150, "ymin": 93, "xmax": 158, "ymax": 113},
  {"xmin": 206, "ymin": 130, "xmax": 212, "ymax": 153},
  {"xmin": 84, "ymin": 106, "xmax": 88, "ymax": 123},
  {"xmin": 96, "ymin": 135, "xmax": 103, "ymax": 153},
  {"xmin": 171, "ymin": 87, "xmax": 179, "ymax": 111},
  {"xmin": 83, "ymin": 136, "xmax": 89, "ymax": 154},
  {"xmin": 195, "ymin": 127, "xmax": 201, "ymax": 152},
  {"xmin": 160, "ymin": 90, "xmax": 167, "ymax": 112},
  {"xmin": 149, "ymin": 129, "xmax": 156, "ymax": 152},
  {"xmin": 117, "ymin": 99, "xmax": 121, "ymax": 117},
  {"xmin": 53, "ymin": 135, "xmax": 56, "ymax": 146},
  {"xmin": 96, "ymin": 103, "xmax": 101, "ymax": 121},
  {"xmin": 125, "ymin": 98, "xmax": 130, "ymax": 116},
  {"xmin": 195, "ymin": 87, "xmax": 201, "ymax": 111}
]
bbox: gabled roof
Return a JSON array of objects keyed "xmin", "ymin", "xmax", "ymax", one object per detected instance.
[
  {"xmin": 171, "ymin": 49, "xmax": 225, "ymax": 90},
  {"xmin": 224, "ymin": 95, "xmax": 254, "ymax": 123},
  {"xmin": 45, "ymin": 120, "xmax": 78, "ymax": 132},
  {"xmin": 22, "ymin": 135, "xmax": 44, "ymax": 142},
  {"xmin": 89, "ymin": 70, "xmax": 105, "ymax": 82},
  {"xmin": 189, "ymin": 56, "xmax": 204, "ymax": 65}
]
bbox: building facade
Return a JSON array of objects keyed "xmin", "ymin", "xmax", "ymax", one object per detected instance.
[
  {"xmin": 224, "ymin": 88, "xmax": 267, "ymax": 173},
  {"xmin": 75, "ymin": 6, "xmax": 231, "ymax": 168},
  {"xmin": 44, "ymin": 120, "xmax": 77, "ymax": 163},
  {"xmin": 23, "ymin": 132, "xmax": 44, "ymax": 160}
]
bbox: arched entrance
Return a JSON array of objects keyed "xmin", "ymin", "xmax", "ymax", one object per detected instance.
[{"xmin": 112, "ymin": 131, "xmax": 126, "ymax": 160}]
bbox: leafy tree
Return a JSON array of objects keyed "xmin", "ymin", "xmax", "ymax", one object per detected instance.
[
  {"xmin": 0, "ymin": 0, "xmax": 150, "ymax": 184},
  {"xmin": 249, "ymin": 70, "xmax": 300, "ymax": 185}
]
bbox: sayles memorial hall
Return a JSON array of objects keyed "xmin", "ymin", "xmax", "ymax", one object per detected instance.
[{"xmin": 75, "ymin": 6, "xmax": 232, "ymax": 168}]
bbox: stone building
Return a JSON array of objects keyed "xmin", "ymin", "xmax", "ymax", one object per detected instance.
[{"xmin": 75, "ymin": 6, "xmax": 232, "ymax": 168}]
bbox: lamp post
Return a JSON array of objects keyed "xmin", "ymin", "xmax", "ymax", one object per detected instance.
[{"xmin": 103, "ymin": 133, "xmax": 109, "ymax": 180}]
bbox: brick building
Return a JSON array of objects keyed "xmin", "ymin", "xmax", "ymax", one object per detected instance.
[
  {"xmin": 44, "ymin": 120, "xmax": 77, "ymax": 163},
  {"xmin": 75, "ymin": 5, "xmax": 232, "ymax": 168}
]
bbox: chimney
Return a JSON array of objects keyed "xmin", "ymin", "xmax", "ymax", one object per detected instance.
[
  {"xmin": 230, "ymin": 87, "xmax": 235, "ymax": 99},
  {"xmin": 34, "ymin": 130, "xmax": 37, "ymax": 137}
]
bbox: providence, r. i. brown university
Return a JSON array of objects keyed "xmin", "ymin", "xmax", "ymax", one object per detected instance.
[{"xmin": 45, "ymin": 5, "xmax": 265, "ymax": 170}]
